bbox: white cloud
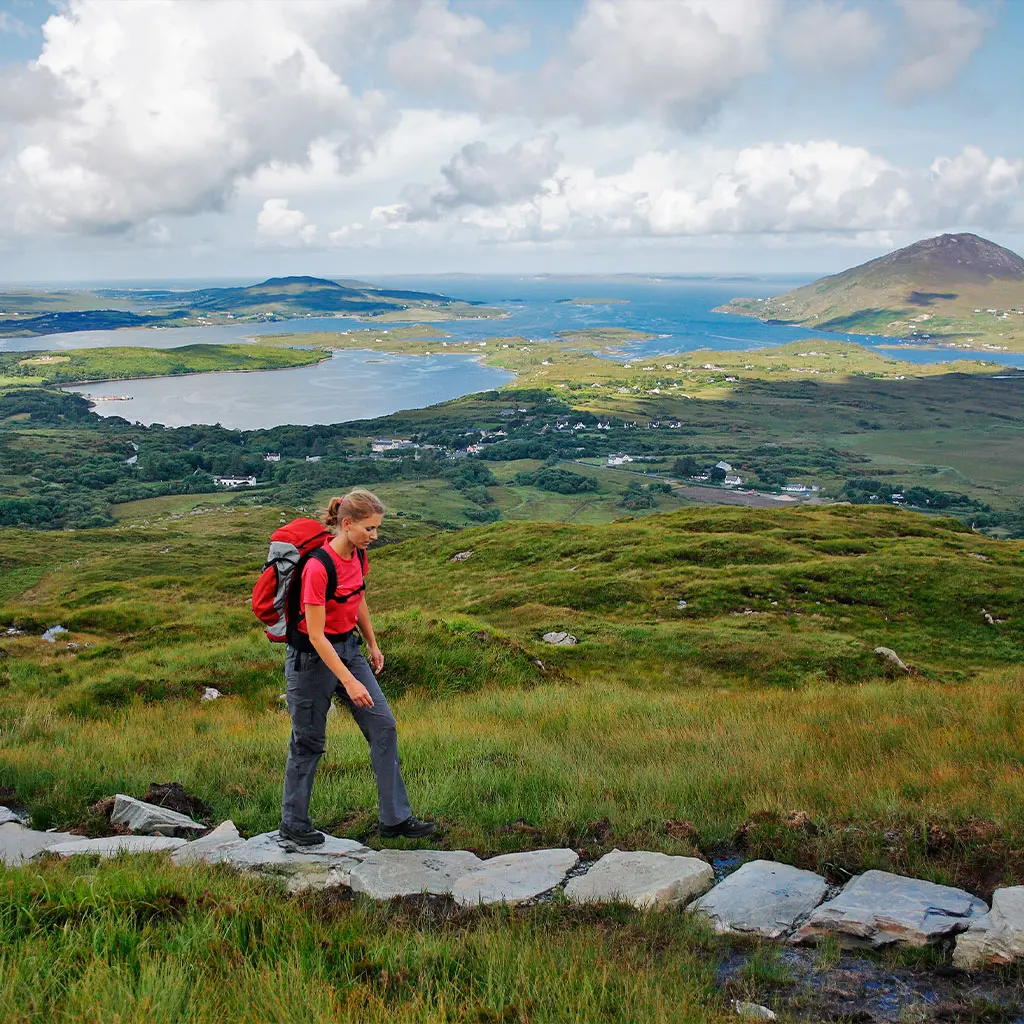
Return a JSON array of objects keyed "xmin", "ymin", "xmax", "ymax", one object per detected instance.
[
  {"xmin": 887, "ymin": 0, "xmax": 991, "ymax": 102},
  {"xmin": 557, "ymin": 0, "xmax": 780, "ymax": 129},
  {"xmin": 379, "ymin": 134, "xmax": 562, "ymax": 222},
  {"xmin": 377, "ymin": 139, "xmax": 1024, "ymax": 243},
  {"xmin": 386, "ymin": 0, "xmax": 526, "ymax": 108},
  {"xmin": 782, "ymin": 2, "xmax": 884, "ymax": 73},
  {"xmin": 256, "ymin": 198, "xmax": 317, "ymax": 246},
  {"xmin": 4, "ymin": 0, "xmax": 392, "ymax": 235},
  {"xmin": 928, "ymin": 146, "xmax": 1024, "ymax": 228}
]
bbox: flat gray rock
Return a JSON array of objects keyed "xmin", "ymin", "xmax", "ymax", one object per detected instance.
[
  {"xmin": 224, "ymin": 831, "xmax": 371, "ymax": 891},
  {"xmin": 954, "ymin": 886, "xmax": 1024, "ymax": 969},
  {"xmin": 542, "ymin": 631, "xmax": 577, "ymax": 645},
  {"xmin": 111, "ymin": 794, "xmax": 205, "ymax": 836},
  {"xmin": 792, "ymin": 869, "xmax": 987, "ymax": 948},
  {"xmin": 170, "ymin": 820, "xmax": 245, "ymax": 866},
  {"xmin": 0, "ymin": 823, "xmax": 78, "ymax": 866},
  {"xmin": 691, "ymin": 860, "xmax": 829, "ymax": 939},
  {"xmin": 451, "ymin": 848, "xmax": 579, "ymax": 906},
  {"xmin": 565, "ymin": 849, "xmax": 713, "ymax": 908},
  {"xmin": 44, "ymin": 835, "xmax": 187, "ymax": 859},
  {"xmin": 349, "ymin": 850, "xmax": 483, "ymax": 899}
]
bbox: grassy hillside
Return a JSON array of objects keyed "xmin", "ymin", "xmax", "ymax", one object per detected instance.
[
  {"xmin": 3, "ymin": 503, "xmax": 1024, "ymax": 874},
  {"xmin": 3, "ymin": 503, "xmax": 1024, "ymax": 1018},
  {"xmin": 718, "ymin": 233, "xmax": 1024, "ymax": 353}
]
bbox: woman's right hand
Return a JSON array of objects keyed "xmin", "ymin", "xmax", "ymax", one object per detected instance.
[{"xmin": 345, "ymin": 680, "xmax": 374, "ymax": 708}]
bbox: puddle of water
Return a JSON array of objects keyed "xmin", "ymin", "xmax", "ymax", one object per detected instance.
[{"xmin": 717, "ymin": 945, "xmax": 1024, "ymax": 1023}]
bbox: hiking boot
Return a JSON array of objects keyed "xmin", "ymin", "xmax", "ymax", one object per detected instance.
[
  {"xmin": 279, "ymin": 823, "xmax": 325, "ymax": 847},
  {"xmin": 379, "ymin": 816, "xmax": 438, "ymax": 839}
]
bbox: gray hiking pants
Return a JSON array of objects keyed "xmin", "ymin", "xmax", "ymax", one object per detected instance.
[{"xmin": 280, "ymin": 634, "xmax": 412, "ymax": 830}]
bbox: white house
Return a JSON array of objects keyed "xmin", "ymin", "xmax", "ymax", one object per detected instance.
[
  {"xmin": 213, "ymin": 475, "xmax": 257, "ymax": 488},
  {"xmin": 370, "ymin": 438, "xmax": 414, "ymax": 453},
  {"xmin": 607, "ymin": 453, "xmax": 634, "ymax": 466},
  {"xmin": 723, "ymin": 474, "xmax": 743, "ymax": 487},
  {"xmin": 264, "ymin": 452, "xmax": 281, "ymax": 462},
  {"xmin": 305, "ymin": 455, "xmax": 322, "ymax": 463}
]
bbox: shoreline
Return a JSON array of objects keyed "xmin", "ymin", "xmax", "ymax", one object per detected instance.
[{"xmin": 59, "ymin": 349, "xmax": 518, "ymax": 419}]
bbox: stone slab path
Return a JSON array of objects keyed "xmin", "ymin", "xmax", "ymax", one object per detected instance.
[
  {"xmin": 4, "ymin": 811, "xmax": 1024, "ymax": 970},
  {"xmin": 1, "ymin": 822, "xmax": 78, "ymax": 866},
  {"xmin": 953, "ymin": 885, "xmax": 1024, "ymax": 969},
  {"xmin": 564, "ymin": 849, "xmax": 713, "ymax": 908},
  {"xmin": 451, "ymin": 849, "xmax": 580, "ymax": 906},
  {"xmin": 792, "ymin": 870, "xmax": 988, "ymax": 949},
  {"xmin": 47, "ymin": 835, "xmax": 187, "ymax": 859},
  {"xmin": 350, "ymin": 850, "xmax": 483, "ymax": 899},
  {"xmin": 690, "ymin": 859, "xmax": 829, "ymax": 939}
]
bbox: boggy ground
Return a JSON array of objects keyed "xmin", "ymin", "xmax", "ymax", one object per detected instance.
[{"xmin": 2, "ymin": 503, "xmax": 1024, "ymax": 1017}]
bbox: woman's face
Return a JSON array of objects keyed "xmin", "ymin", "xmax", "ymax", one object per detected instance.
[{"xmin": 343, "ymin": 513, "xmax": 382, "ymax": 549}]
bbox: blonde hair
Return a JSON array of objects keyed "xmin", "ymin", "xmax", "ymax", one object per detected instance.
[{"xmin": 325, "ymin": 488, "xmax": 386, "ymax": 529}]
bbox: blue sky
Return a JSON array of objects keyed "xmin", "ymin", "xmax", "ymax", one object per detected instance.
[{"xmin": 0, "ymin": 0, "xmax": 1021, "ymax": 281}]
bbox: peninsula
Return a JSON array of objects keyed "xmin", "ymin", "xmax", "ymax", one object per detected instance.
[{"xmin": 0, "ymin": 275, "xmax": 506, "ymax": 337}]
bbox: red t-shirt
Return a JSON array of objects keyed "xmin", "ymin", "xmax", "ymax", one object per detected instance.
[{"xmin": 297, "ymin": 541, "xmax": 368, "ymax": 636}]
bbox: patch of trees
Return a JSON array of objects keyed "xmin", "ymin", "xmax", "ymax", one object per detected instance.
[
  {"xmin": 618, "ymin": 480, "xmax": 670, "ymax": 509},
  {"xmin": 513, "ymin": 467, "xmax": 598, "ymax": 494}
]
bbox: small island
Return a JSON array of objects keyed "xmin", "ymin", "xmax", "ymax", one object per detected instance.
[{"xmin": 555, "ymin": 297, "xmax": 629, "ymax": 305}]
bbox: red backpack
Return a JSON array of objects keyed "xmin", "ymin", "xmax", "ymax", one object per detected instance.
[{"xmin": 252, "ymin": 518, "xmax": 366, "ymax": 645}]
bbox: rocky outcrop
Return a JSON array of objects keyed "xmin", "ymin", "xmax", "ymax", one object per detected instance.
[
  {"xmin": 792, "ymin": 870, "xmax": 987, "ymax": 948},
  {"xmin": 542, "ymin": 631, "xmax": 577, "ymax": 646},
  {"xmin": 691, "ymin": 860, "xmax": 829, "ymax": 939},
  {"xmin": 564, "ymin": 849, "xmax": 713, "ymax": 908},
  {"xmin": 953, "ymin": 886, "xmax": 1024, "ymax": 969},
  {"xmin": 111, "ymin": 794, "xmax": 206, "ymax": 836}
]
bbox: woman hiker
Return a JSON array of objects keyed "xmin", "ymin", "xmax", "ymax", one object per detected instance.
[{"xmin": 279, "ymin": 488, "xmax": 436, "ymax": 846}]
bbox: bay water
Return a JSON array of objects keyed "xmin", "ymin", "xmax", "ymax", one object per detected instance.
[{"xmin": 16, "ymin": 274, "xmax": 1017, "ymax": 429}]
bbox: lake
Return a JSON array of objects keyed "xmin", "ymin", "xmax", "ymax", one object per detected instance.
[
  {"xmin": 67, "ymin": 350, "xmax": 513, "ymax": 430},
  {"xmin": 26, "ymin": 274, "xmax": 1024, "ymax": 428}
]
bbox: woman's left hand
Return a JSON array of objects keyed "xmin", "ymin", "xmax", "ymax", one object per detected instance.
[{"xmin": 368, "ymin": 645, "xmax": 384, "ymax": 673}]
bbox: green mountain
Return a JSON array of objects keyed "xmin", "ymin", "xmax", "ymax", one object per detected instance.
[{"xmin": 717, "ymin": 233, "xmax": 1024, "ymax": 351}]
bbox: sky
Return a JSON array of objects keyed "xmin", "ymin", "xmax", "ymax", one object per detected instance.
[{"xmin": 0, "ymin": 0, "xmax": 1021, "ymax": 282}]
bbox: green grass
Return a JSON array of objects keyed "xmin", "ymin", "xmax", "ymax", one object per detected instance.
[
  {"xmin": 3, "ymin": 499, "xmax": 1024, "ymax": 1017},
  {"xmin": 0, "ymin": 857, "xmax": 733, "ymax": 1023}
]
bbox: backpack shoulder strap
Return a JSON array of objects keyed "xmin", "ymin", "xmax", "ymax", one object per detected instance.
[
  {"xmin": 285, "ymin": 547, "xmax": 336, "ymax": 649},
  {"xmin": 308, "ymin": 546, "xmax": 339, "ymax": 601},
  {"xmin": 357, "ymin": 547, "xmax": 367, "ymax": 575}
]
